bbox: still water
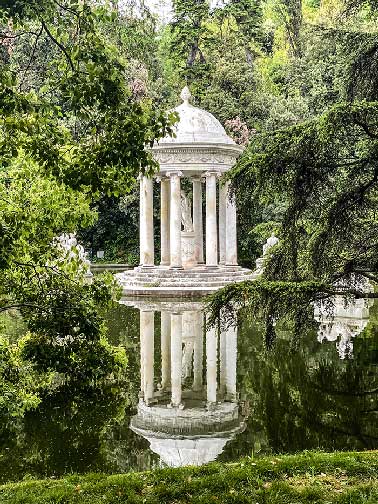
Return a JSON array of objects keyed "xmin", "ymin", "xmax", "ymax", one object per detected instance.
[{"xmin": 1, "ymin": 296, "xmax": 378, "ymax": 483}]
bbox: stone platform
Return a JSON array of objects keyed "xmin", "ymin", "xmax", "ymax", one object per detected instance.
[{"xmin": 116, "ymin": 265, "xmax": 255, "ymax": 298}]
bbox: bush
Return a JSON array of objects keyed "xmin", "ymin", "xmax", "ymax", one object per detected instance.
[{"xmin": 0, "ymin": 337, "xmax": 41, "ymax": 420}]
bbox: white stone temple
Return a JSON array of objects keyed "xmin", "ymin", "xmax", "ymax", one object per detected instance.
[
  {"xmin": 123, "ymin": 299, "xmax": 247, "ymax": 467},
  {"xmin": 117, "ymin": 87, "xmax": 254, "ymax": 297}
]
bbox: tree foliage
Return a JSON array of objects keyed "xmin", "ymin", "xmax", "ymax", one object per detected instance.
[
  {"xmin": 0, "ymin": 0, "xmax": 176, "ymax": 411},
  {"xmin": 205, "ymin": 0, "xmax": 378, "ymax": 340}
]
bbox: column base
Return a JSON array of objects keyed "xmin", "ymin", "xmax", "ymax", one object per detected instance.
[
  {"xmin": 169, "ymin": 265, "xmax": 184, "ymax": 270},
  {"xmin": 145, "ymin": 397, "xmax": 158, "ymax": 406},
  {"xmin": 168, "ymin": 402, "xmax": 185, "ymax": 410},
  {"xmin": 160, "ymin": 261, "xmax": 170, "ymax": 267},
  {"xmin": 225, "ymin": 392, "xmax": 238, "ymax": 402},
  {"xmin": 206, "ymin": 265, "xmax": 219, "ymax": 270},
  {"xmin": 141, "ymin": 265, "xmax": 155, "ymax": 269}
]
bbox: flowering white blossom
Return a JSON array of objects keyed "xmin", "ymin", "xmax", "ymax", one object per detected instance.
[{"xmin": 51, "ymin": 233, "xmax": 92, "ymax": 278}]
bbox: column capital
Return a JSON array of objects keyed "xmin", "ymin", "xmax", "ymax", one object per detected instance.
[
  {"xmin": 140, "ymin": 307, "xmax": 155, "ymax": 313},
  {"xmin": 204, "ymin": 170, "xmax": 220, "ymax": 178},
  {"xmin": 138, "ymin": 172, "xmax": 155, "ymax": 181},
  {"xmin": 156, "ymin": 175, "xmax": 170, "ymax": 183},
  {"xmin": 166, "ymin": 170, "xmax": 183, "ymax": 178}
]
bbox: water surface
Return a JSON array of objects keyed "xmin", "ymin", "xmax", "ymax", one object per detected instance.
[{"xmin": 0, "ymin": 297, "xmax": 377, "ymax": 483}]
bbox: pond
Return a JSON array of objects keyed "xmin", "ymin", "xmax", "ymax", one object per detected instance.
[{"xmin": 1, "ymin": 296, "xmax": 378, "ymax": 483}]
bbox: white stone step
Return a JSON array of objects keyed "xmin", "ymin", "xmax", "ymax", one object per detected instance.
[{"xmin": 116, "ymin": 267, "xmax": 257, "ymax": 297}]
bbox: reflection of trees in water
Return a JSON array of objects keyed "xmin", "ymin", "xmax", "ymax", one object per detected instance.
[
  {"xmin": 0, "ymin": 305, "xmax": 159, "ymax": 483},
  {"xmin": 0, "ymin": 375, "xmax": 157, "ymax": 482},
  {"xmin": 220, "ymin": 313, "xmax": 378, "ymax": 460},
  {"xmin": 0, "ymin": 386, "xmax": 127, "ymax": 483}
]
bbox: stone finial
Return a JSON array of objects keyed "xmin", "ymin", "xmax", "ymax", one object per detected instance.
[{"xmin": 180, "ymin": 86, "xmax": 192, "ymax": 105}]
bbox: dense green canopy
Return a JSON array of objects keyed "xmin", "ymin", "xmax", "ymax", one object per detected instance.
[{"xmin": 208, "ymin": 0, "xmax": 378, "ymax": 340}]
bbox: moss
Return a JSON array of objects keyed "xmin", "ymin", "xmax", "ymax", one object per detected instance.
[{"xmin": 1, "ymin": 451, "xmax": 378, "ymax": 503}]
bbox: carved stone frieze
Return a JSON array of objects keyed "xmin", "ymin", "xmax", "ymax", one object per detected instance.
[
  {"xmin": 153, "ymin": 151, "xmax": 236, "ymax": 166},
  {"xmin": 152, "ymin": 148, "xmax": 238, "ymax": 168}
]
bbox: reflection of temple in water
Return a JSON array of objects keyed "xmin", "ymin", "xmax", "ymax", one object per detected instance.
[
  {"xmin": 122, "ymin": 300, "xmax": 246, "ymax": 467},
  {"xmin": 314, "ymin": 297, "xmax": 373, "ymax": 359}
]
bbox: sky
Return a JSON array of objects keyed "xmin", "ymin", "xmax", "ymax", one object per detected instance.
[
  {"xmin": 145, "ymin": 0, "xmax": 172, "ymax": 21},
  {"xmin": 144, "ymin": 0, "xmax": 230, "ymax": 21},
  {"xmin": 117, "ymin": 0, "xmax": 230, "ymax": 25}
]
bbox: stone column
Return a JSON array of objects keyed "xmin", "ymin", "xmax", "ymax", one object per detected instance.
[
  {"xmin": 140, "ymin": 310, "xmax": 154, "ymax": 404},
  {"xmin": 139, "ymin": 176, "xmax": 144, "ymax": 266},
  {"xmin": 226, "ymin": 181, "xmax": 238, "ymax": 267},
  {"xmin": 219, "ymin": 327, "xmax": 227, "ymax": 397},
  {"xmin": 226, "ymin": 325, "xmax": 237, "ymax": 401},
  {"xmin": 168, "ymin": 171, "xmax": 183, "ymax": 269},
  {"xmin": 160, "ymin": 311, "xmax": 171, "ymax": 390},
  {"xmin": 182, "ymin": 311, "xmax": 195, "ymax": 379},
  {"xmin": 139, "ymin": 306, "xmax": 145, "ymax": 397},
  {"xmin": 141, "ymin": 176, "xmax": 154, "ymax": 267},
  {"xmin": 193, "ymin": 310, "xmax": 203, "ymax": 391},
  {"xmin": 192, "ymin": 176, "xmax": 204, "ymax": 263},
  {"xmin": 218, "ymin": 180, "xmax": 227, "ymax": 265},
  {"xmin": 160, "ymin": 177, "xmax": 170, "ymax": 266},
  {"xmin": 206, "ymin": 317, "xmax": 218, "ymax": 405},
  {"xmin": 170, "ymin": 312, "xmax": 183, "ymax": 408},
  {"xmin": 205, "ymin": 171, "xmax": 218, "ymax": 268}
]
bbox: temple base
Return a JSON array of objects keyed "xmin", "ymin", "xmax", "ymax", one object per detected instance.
[{"xmin": 116, "ymin": 265, "xmax": 256, "ymax": 298}]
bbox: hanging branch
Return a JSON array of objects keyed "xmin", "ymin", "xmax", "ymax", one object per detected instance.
[
  {"xmin": 19, "ymin": 24, "xmax": 44, "ymax": 89},
  {"xmin": 40, "ymin": 19, "xmax": 75, "ymax": 72}
]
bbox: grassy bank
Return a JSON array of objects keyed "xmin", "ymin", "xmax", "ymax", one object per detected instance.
[{"xmin": 1, "ymin": 451, "xmax": 378, "ymax": 503}]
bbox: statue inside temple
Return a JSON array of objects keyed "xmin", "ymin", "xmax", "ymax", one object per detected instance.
[{"xmin": 181, "ymin": 191, "xmax": 194, "ymax": 232}]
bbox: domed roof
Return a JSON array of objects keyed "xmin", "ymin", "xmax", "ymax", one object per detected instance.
[{"xmin": 159, "ymin": 87, "xmax": 235, "ymax": 146}]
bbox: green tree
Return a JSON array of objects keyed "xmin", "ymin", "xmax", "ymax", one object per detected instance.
[
  {"xmin": 213, "ymin": 0, "xmax": 262, "ymax": 64},
  {"xmin": 169, "ymin": 0, "xmax": 211, "ymax": 88},
  {"xmin": 0, "ymin": 0, "xmax": 175, "ymax": 404},
  {"xmin": 208, "ymin": 2, "xmax": 378, "ymax": 340}
]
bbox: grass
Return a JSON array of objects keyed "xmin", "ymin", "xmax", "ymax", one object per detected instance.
[{"xmin": 1, "ymin": 451, "xmax": 378, "ymax": 503}]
